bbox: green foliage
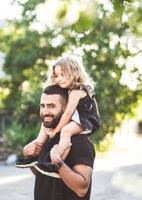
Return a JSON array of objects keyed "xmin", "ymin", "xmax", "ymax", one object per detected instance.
[
  {"xmin": 4, "ymin": 120, "xmax": 40, "ymax": 150},
  {"xmin": 0, "ymin": 0, "xmax": 142, "ymax": 149},
  {"xmin": 3, "ymin": 86, "xmax": 42, "ymax": 149},
  {"xmin": 94, "ymin": 135, "xmax": 113, "ymax": 152}
]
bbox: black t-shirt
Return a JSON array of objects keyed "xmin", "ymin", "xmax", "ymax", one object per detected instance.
[{"xmin": 34, "ymin": 134, "xmax": 95, "ymax": 200}]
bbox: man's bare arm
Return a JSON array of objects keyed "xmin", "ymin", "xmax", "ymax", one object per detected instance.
[
  {"xmin": 50, "ymin": 144, "xmax": 92, "ymax": 197},
  {"xmin": 58, "ymin": 163, "xmax": 92, "ymax": 197}
]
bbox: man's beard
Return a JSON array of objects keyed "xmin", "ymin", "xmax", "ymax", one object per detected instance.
[{"xmin": 41, "ymin": 111, "xmax": 63, "ymax": 128}]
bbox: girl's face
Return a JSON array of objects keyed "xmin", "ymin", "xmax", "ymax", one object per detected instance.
[{"xmin": 54, "ymin": 65, "xmax": 71, "ymax": 88}]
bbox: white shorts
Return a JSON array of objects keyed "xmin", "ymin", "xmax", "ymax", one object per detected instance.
[{"xmin": 71, "ymin": 110, "xmax": 91, "ymax": 135}]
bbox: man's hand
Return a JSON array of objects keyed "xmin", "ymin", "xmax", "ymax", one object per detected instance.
[{"xmin": 23, "ymin": 140, "xmax": 43, "ymax": 157}]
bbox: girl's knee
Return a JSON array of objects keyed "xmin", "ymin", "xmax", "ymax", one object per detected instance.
[{"xmin": 61, "ymin": 125, "xmax": 71, "ymax": 134}]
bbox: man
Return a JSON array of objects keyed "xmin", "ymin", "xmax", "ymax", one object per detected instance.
[{"xmin": 23, "ymin": 85, "xmax": 95, "ymax": 200}]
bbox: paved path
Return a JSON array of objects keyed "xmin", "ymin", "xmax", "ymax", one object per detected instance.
[
  {"xmin": 0, "ymin": 136, "xmax": 142, "ymax": 200},
  {"xmin": 91, "ymin": 153, "xmax": 142, "ymax": 200},
  {"xmin": 0, "ymin": 165, "xmax": 34, "ymax": 200},
  {"xmin": 91, "ymin": 135, "xmax": 142, "ymax": 200}
]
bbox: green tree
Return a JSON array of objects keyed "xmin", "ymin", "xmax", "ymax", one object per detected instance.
[{"xmin": 0, "ymin": 0, "xmax": 141, "ymax": 149}]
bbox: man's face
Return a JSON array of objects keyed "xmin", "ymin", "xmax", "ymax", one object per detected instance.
[{"xmin": 40, "ymin": 93, "xmax": 66, "ymax": 128}]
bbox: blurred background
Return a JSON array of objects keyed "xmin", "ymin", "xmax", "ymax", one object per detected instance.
[{"xmin": 0, "ymin": 0, "xmax": 142, "ymax": 199}]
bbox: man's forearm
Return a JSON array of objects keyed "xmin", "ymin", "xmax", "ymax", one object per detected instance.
[{"xmin": 58, "ymin": 163, "xmax": 92, "ymax": 197}]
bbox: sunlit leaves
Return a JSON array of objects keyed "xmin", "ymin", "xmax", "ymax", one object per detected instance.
[{"xmin": 0, "ymin": 0, "xmax": 142, "ymax": 145}]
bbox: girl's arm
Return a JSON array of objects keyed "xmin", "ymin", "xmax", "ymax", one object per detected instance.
[{"xmin": 53, "ymin": 89, "xmax": 86, "ymax": 134}]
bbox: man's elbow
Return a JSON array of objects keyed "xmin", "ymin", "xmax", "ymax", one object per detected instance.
[
  {"xmin": 76, "ymin": 187, "xmax": 89, "ymax": 197},
  {"xmin": 75, "ymin": 183, "xmax": 90, "ymax": 197}
]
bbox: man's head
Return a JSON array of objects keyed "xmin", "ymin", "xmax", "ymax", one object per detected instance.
[{"xmin": 40, "ymin": 85, "xmax": 68, "ymax": 128}]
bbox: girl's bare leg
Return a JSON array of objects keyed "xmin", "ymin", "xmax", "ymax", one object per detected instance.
[{"xmin": 51, "ymin": 121, "xmax": 84, "ymax": 163}]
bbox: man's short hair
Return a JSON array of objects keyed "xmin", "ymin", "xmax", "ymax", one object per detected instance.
[{"xmin": 43, "ymin": 85, "xmax": 68, "ymax": 103}]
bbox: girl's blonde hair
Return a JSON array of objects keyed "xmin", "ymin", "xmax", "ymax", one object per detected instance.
[{"xmin": 46, "ymin": 55, "xmax": 95, "ymax": 90}]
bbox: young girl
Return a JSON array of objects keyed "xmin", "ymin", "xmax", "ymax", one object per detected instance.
[{"xmin": 16, "ymin": 55, "xmax": 100, "ymax": 168}]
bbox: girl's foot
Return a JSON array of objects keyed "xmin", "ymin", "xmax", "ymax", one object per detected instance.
[{"xmin": 16, "ymin": 156, "xmax": 38, "ymax": 168}]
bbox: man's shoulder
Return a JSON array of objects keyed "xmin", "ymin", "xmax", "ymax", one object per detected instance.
[
  {"xmin": 67, "ymin": 135, "xmax": 95, "ymax": 169},
  {"xmin": 71, "ymin": 135, "xmax": 95, "ymax": 153},
  {"xmin": 71, "ymin": 134, "xmax": 91, "ymax": 143}
]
